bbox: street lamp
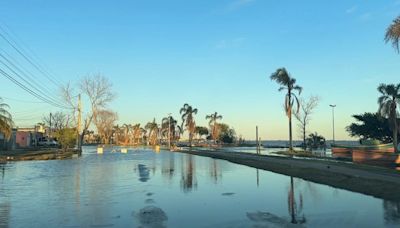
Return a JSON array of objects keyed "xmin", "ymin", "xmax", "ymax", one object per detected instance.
[
  {"xmin": 168, "ymin": 113, "xmax": 172, "ymax": 150},
  {"xmin": 329, "ymin": 104, "xmax": 336, "ymax": 144}
]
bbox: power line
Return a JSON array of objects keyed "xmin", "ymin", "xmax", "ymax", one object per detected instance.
[
  {"xmin": 0, "ymin": 25, "xmax": 61, "ymax": 88},
  {"xmin": 0, "ymin": 47, "xmax": 60, "ymax": 98},
  {"xmin": 0, "ymin": 96, "xmax": 46, "ymax": 104},
  {"xmin": 0, "ymin": 58, "xmax": 69, "ymax": 108},
  {"xmin": 0, "ymin": 68, "xmax": 71, "ymax": 109}
]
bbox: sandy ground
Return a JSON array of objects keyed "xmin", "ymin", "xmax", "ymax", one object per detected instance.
[{"xmin": 178, "ymin": 149, "xmax": 400, "ymax": 201}]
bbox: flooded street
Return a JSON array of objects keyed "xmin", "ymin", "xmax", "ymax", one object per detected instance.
[{"xmin": 0, "ymin": 146, "xmax": 399, "ymax": 227}]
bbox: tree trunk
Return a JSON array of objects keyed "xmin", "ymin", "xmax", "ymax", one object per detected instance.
[
  {"xmin": 303, "ymin": 124, "xmax": 306, "ymax": 151},
  {"xmin": 394, "ymin": 117, "xmax": 398, "ymax": 153},
  {"xmin": 288, "ymin": 92, "xmax": 293, "ymax": 151}
]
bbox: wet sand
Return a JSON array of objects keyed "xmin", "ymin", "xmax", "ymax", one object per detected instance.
[{"xmin": 178, "ymin": 149, "xmax": 400, "ymax": 201}]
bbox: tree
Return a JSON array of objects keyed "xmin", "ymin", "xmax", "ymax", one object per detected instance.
[
  {"xmin": 145, "ymin": 118, "xmax": 159, "ymax": 146},
  {"xmin": 0, "ymin": 98, "xmax": 13, "ymax": 140},
  {"xmin": 294, "ymin": 96, "xmax": 319, "ymax": 151},
  {"xmin": 55, "ymin": 128, "xmax": 76, "ymax": 152},
  {"xmin": 180, "ymin": 104, "xmax": 198, "ymax": 146},
  {"xmin": 378, "ymin": 83, "xmax": 400, "ymax": 153},
  {"xmin": 95, "ymin": 110, "xmax": 118, "ymax": 144},
  {"xmin": 194, "ymin": 126, "xmax": 209, "ymax": 140},
  {"xmin": 306, "ymin": 132, "xmax": 326, "ymax": 151},
  {"xmin": 217, "ymin": 123, "xmax": 236, "ymax": 144},
  {"xmin": 42, "ymin": 112, "xmax": 67, "ymax": 137},
  {"xmin": 62, "ymin": 74, "xmax": 115, "ymax": 151},
  {"xmin": 270, "ymin": 68, "xmax": 302, "ymax": 151},
  {"xmin": 385, "ymin": 16, "xmax": 400, "ymax": 52},
  {"xmin": 346, "ymin": 112, "xmax": 394, "ymax": 143},
  {"xmin": 161, "ymin": 116, "xmax": 178, "ymax": 144},
  {"xmin": 206, "ymin": 112, "xmax": 223, "ymax": 144}
]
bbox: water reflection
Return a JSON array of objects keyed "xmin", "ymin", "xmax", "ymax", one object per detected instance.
[
  {"xmin": 180, "ymin": 155, "xmax": 197, "ymax": 192},
  {"xmin": 288, "ymin": 177, "xmax": 306, "ymax": 225},
  {"xmin": 384, "ymin": 201, "xmax": 400, "ymax": 225},
  {"xmin": 0, "ymin": 202, "xmax": 10, "ymax": 228},
  {"xmin": 137, "ymin": 164, "xmax": 150, "ymax": 182},
  {"xmin": 209, "ymin": 160, "xmax": 222, "ymax": 184},
  {"xmin": 161, "ymin": 153, "xmax": 175, "ymax": 181}
]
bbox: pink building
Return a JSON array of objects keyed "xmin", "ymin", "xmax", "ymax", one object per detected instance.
[{"xmin": 16, "ymin": 131, "xmax": 31, "ymax": 148}]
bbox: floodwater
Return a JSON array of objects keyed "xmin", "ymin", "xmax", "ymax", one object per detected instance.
[{"xmin": 0, "ymin": 146, "xmax": 399, "ymax": 227}]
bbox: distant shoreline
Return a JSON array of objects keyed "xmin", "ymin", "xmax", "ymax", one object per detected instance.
[{"xmin": 177, "ymin": 149, "xmax": 400, "ymax": 201}]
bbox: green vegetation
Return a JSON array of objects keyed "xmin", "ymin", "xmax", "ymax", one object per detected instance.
[
  {"xmin": 306, "ymin": 133, "xmax": 326, "ymax": 151},
  {"xmin": 377, "ymin": 83, "xmax": 400, "ymax": 153},
  {"xmin": 194, "ymin": 126, "xmax": 208, "ymax": 140},
  {"xmin": 346, "ymin": 112, "xmax": 393, "ymax": 143},
  {"xmin": 217, "ymin": 123, "xmax": 236, "ymax": 144},
  {"xmin": 0, "ymin": 97, "xmax": 13, "ymax": 140},
  {"xmin": 270, "ymin": 68, "xmax": 302, "ymax": 151},
  {"xmin": 55, "ymin": 128, "xmax": 76, "ymax": 151}
]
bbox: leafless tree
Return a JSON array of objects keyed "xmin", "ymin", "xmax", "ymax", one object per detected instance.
[
  {"xmin": 62, "ymin": 74, "xmax": 115, "ymax": 150},
  {"xmin": 95, "ymin": 109, "xmax": 118, "ymax": 144},
  {"xmin": 42, "ymin": 112, "xmax": 68, "ymax": 131},
  {"xmin": 295, "ymin": 96, "xmax": 320, "ymax": 150}
]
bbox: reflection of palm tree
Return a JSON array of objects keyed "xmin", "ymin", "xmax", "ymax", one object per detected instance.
[
  {"xmin": 0, "ymin": 98, "xmax": 13, "ymax": 140},
  {"xmin": 378, "ymin": 84, "xmax": 400, "ymax": 153},
  {"xmin": 385, "ymin": 16, "xmax": 400, "ymax": 52},
  {"xmin": 181, "ymin": 155, "xmax": 197, "ymax": 192},
  {"xmin": 288, "ymin": 177, "xmax": 306, "ymax": 225},
  {"xmin": 206, "ymin": 112, "xmax": 223, "ymax": 144},
  {"xmin": 180, "ymin": 104, "xmax": 198, "ymax": 146},
  {"xmin": 270, "ymin": 68, "xmax": 302, "ymax": 151},
  {"xmin": 210, "ymin": 160, "xmax": 221, "ymax": 184}
]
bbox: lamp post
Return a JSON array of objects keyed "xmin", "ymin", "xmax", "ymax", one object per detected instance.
[
  {"xmin": 168, "ymin": 113, "xmax": 172, "ymax": 150},
  {"xmin": 329, "ymin": 104, "xmax": 336, "ymax": 144}
]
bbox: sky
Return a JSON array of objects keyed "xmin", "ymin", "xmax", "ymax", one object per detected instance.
[{"xmin": 0, "ymin": 0, "xmax": 399, "ymax": 141}]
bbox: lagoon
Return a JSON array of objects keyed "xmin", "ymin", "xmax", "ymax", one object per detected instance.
[{"xmin": 0, "ymin": 146, "xmax": 399, "ymax": 227}]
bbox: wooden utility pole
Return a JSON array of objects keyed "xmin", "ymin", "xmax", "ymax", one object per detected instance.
[{"xmin": 77, "ymin": 94, "xmax": 82, "ymax": 151}]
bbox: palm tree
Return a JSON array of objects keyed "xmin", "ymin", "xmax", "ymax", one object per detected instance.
[
  {"xmin": 206, "ymin": 112, "xmax": 223, "ymax": 144},
  {"xmin": 270, "ymin": 68, "xmax": 302, "ymax": 151},
  {"xmin": 180, "ymin": 104, "xmax": 198, "ymax": 147},
  {"xmin": 0, "ymin": 98, "xmax": 13, "ymax": 140},
  {"xmin": 161, "ymin": 116, "xmax": 178, "ymax": 145},
  {"xmin": 145, "ymin": 118, "xmax": 159, "ymax": 146},
  {"xmin": 385, "ymin": 16, "xmax": 400, "ymax": 52},
  {"xmin": 378, "ymin": 83, "xmax": 400, "ymax": 153}
]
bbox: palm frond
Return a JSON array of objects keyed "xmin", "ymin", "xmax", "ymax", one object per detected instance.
[{"xmin": 385, "ymin": 16, "xmax": 400, "ymax": 53}]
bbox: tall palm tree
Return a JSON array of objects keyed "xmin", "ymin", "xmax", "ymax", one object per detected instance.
[
  {"xmin": 161, "ymin": 116, "xmax": 178, "ymax": 144},
  {"xmin": 145, "ymin": 118, "xmax": 159, "ymax": 146},
  {"xmin": 206, "ymin": 112, "xmax": 223, "ymax": 144},
  {"xmin": 180, "ymin": 103, "xmax": 198, "ymax": 146},
  {"xmin": 270, "ymin": 68, "xmax": 302, "ymax": 151},
  {"xmin": 0, "ymin": 98, "xmax": 13, "ymax": 140},
  {"xmin": 385, "ymin": 16, "xmax": 400, "ymax": 52},
  {"xmin": 378, "ymin": 83, "xmax": 400, "ymax": 153}
]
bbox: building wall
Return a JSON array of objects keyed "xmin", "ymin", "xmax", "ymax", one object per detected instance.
[{"xmin": 16, "ymin": 131, "xmax": 31, "ymax": 148}]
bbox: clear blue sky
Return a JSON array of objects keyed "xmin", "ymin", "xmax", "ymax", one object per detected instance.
[{"xmin": 0, "ymin": 0, "xmax": 399, "ymax": 140}]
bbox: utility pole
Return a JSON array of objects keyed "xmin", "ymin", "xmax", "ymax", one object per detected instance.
[
  {"xmin": 256, "ymin": 126, "xmax": 259, "ymax": 154},
  {"xmin": 77, "ymin": 94, "xmax": 82, "ymax": 151},
  {"xmin": 330, "ymin": 104, "xmax": 336, "ymax": 145}
]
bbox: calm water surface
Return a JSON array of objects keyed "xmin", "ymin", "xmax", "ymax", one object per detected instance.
[{"xmin": 0, "ymin": 146, "xmax": 399, "ymax": 227}]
